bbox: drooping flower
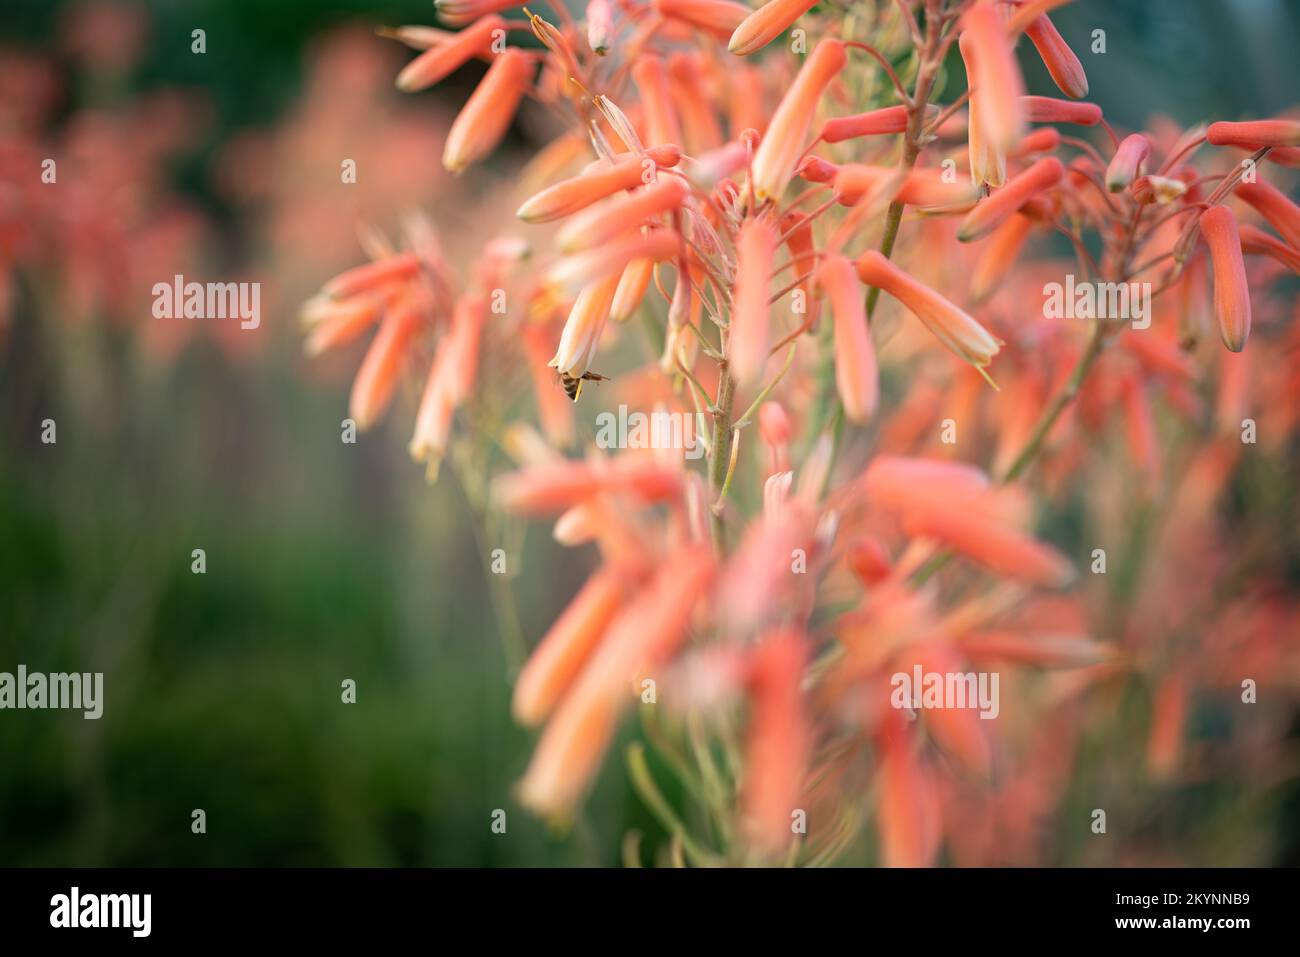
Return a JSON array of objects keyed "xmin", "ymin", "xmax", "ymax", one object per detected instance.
[
  {"xmin": 958, "ymin": 32, "xmax": 1006, "ymax": 187},
  {"xmin": 302, "ymin": 290, "xmax": 389, "ymax": 357},
  {"xmin": 654, "ymin": 0, "xmax": 749, "ymax": 42},
  {"xmin": 549, "ymin": 274, "xmax": 621, "ymax": 378},
  {"xmin": 856, "ymin": 251, "xmax": 1002, "ymax": 371},
  {"xmin": 631, "ymin": 55, "xmax": 683, "ymax": 147},
  {"xmin": 1104, "ymin": 133, "xmax": 1152, "ymax": 192},
  {"xmin": 517, "ymin": 148, "xmax": 682, "ymax": 222},
  {"xmin": 731, "ymin": 215, "xmax": 780, "ymax": 387},
  {"xmin": 728, "ymin": 0, "xmax": 818, "ymax": 57},
  {"xmin": 819, "ymin": 253, "xmax": 878, "ymax": 423},
  {"xmin": 350, "ymin": 294, "xmax": 425, "ymax": 430},
  {"xmin": 863, "ymin": 456, "xmax": 1074, "ymax": 586},
  {"xmin": 1024, "ymin": 14, "xmax": 1088, "ymax": 99},
  {"xmin": 442, "ymin": 48, "xmax": 532, "ymax": 173},
  {"xmin": 958, "ymin": 156, "xmax": 1063, "ymax": 241},
  {"xmin": 517, "ymin": 546, "xmax": 715, "ymax": 818},
  {"xmin": 324, "ymin": 251, "xmax": 422, "ymax": 298},
  {"xmin": 409, "ymin": 294, "xmax": 488, "ymax": 478},
  {"xmin": 512, "ymin": 565, "xmax": 638, "ymax": 726},
  {"xmin": 960, "ymin": 2, "xmax": 1026, "ymax": 151},
  {"xmin": 1240, "ymin": 223, "xmax": 1300, "ymax": 274},
  {"xmin": 395, "ymin": 15, "xmax": 505, "ymax": 92},
  {"xmin": 545, "ymin": 229, "xmax": 680, "ymax": 296},
  {"xmin": 610, "ymin": 257, "xmax": 657, "ymax": 322},
  {"xmin": 435, "ymin": 0, "xmax": 526, "ymax": 28},
  {"xmin": 740, "ymin": 628, "xmax": 810, "ymax": 854},
  {"xmin": 748, "ymin": 38, "xmax": 845, "ymax": 203},
  {"xmin": 969, "ymin": 212, "xmax": 1034, "ymax": 303},
  {"xmin": 1200, "ymin": 204, "xmax": 1252, "ymax": 351},
  {"xmin": 1235, "ymin": 179, "xmax": 1300, "ymax": 249}
]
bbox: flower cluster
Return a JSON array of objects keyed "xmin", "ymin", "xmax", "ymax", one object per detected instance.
[{"xmin": 302, "ymin": 0, "xmax": 1300, "ymax": 865}]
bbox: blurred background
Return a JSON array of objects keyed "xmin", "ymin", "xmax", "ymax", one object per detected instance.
[{"xmin": 2, "ymin": 0, "xmax": 1299, "ymax": 866}]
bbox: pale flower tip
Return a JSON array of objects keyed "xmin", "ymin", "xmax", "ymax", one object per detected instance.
[{"xmin": 423, "ymin": 453, "xmax": 444, "ymax": 484}]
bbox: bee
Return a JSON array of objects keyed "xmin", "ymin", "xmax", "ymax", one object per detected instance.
[{"xmin": 557, "ymin": 369, "xmax": 609, "ymax": 402}]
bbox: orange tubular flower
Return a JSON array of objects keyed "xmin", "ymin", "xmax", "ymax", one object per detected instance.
[
  {"xmin": 631, "ymin": 55, "xmax": 682, "ymax": 147},
  {"xmin": 958, "ymin": 156, "xmax": 1063, "ymax": 242},
  {"xmin": 876, "ymin": 718, "xmax": 941, "ymax": 868},
  {"xmin": 1011, "ymin": 126, "xmax": 1062, "ymax": 157},
  {"xmin": 654, "ymin": 0, "xmax": 749, "ymax": 44},
  {"xmin": 1235, "ymin": 180, "xmax": 1300, "ymax": 249},
  {"xmin": 687, "ymin": 141, "xmax": 749, "ymax": 189},
  {"xmin": 1020, "ymin": 95, "xmax": 1101, "ymax": 126},
  {"xmin": 895, "ymin": 168, "xmax": 982, "ymax": 209},
  {"xmin": 518, "ymin": 149, "xmax": 682, "ymax": 223},
  {"xmin": 819, "ymin": 254, "xmax": 878, "ymax": 423},
  {"xmin": 581, "ymin": 144, "xmax": 683, "ymax": 175},
  {"xmin": 740, "ymin": 629, "xmax": 810, "ymax": 854},
  {"xmin": 442, "ymin": 48, "xmax": 532, "ymax": 173},
  {"xmin": 669, "ymin": 54, "xmax": 724, "ymax": 152},
  {"xmin": 969, "ymin": 212, "xmax": 1034, "ymax": 303},
  {"xmin": 438, "ymin": 294, "xmax": 488, "ymax": 405},
  {"xmin": 717, "ymin": 499, "xmax": 816, "ymax": 634},
  {"xmin": 1240, "ymin": 223, "xmax": 1300, "ymax": 274},
  {"xmin": 550, "ymin": 274, "xmax": 621, "ymax": 377},
  {"xmin": 545, "ymin": 229, "xmax": 680, "ymax": 296},
  {"xmin": 516, "ymin": 546, "xmax": 715, "ymax": 819},
  {"xmin": 781, "ymin": 210, "xmax": 820, "ymax": 328},
  {"xmin": 821, "ymin": 105, "xmax": 911, "ymax": 143},
  {"xmin": 610, "ymin": 257, "xmax": 657, "ymax": 321},
  {"xmin": 834, "ymin": 164, "xmax": 980, "ymax": 211},
  {"xmin": 856, "ymin": 251, "xmax": 1002, "ymax": 370},
  {"xmin": 512, "ymin": 565, "xmax": 635, "ymax": 726},
  {"xmin": 302, "ymin": 292, "xmax": 387, "ymax": 357},
  {"xmin": 748, "ymin": 38, "xmax": 845, "ymax": 203},
  {"xmin": 409, "ymin": 294, "xmax": 488, "ymax": 477},
  {"xmin": 728, "ymin": 0, "xmax": 818, "ymax": 56},
  {"xmin": 729, "ymin": 66, "xmax": 766, "ymax": 135},
  {"xmin": 1024, "ymin": 14, "xmax": 1088, "ymax": 99},
  {"xmin": 395, "ymin": 15, "xmax": 505, "ymax": 92},
  {"xmin": 324, "ymin": 252, "xmax": 421, "ymax": 298},
  {"xmin": 1206, "ymin": 119, "xmax": 1300, "ymax": 149},
  {"xmin": 958, "ymin": 33, "xmax": 1006, "ymax": 187},
  {"xmin": 1200, "ymin": 205, "xmax": 1252, "ymax": 352},
  {"xmin": 908, "ymin": 643, "xmax": 991, "ymax": 777},
  {"xmin": 731, "ymin": 216, "xmax": 780, "ymax": 388},
  {"xmin": 435, "ymin": 0, "xmax": 525, "ymax": 27},
  {"xmin": 1104, "ymin": 133, "xmax": 1152, "ymax": 192},
  {"xmin": 349, "ymin": 295, "xmax": 423, "ymax": 430},
  {"xmin": 797, "ymin": 155, "xmax": 838, "ymax": 185},
  {"xmin": 494, "ymin": 458, "xmax": 683, "ymax": 516},
  {"xmin": 555, "ymin": 176, "xmax": 689, "ymax": 253},
  {"xmin": 961, "ymin": 2, "xmax": 1026, "ymax": 151},
  {"xmin": 864, "ymin": 457, "xmax": 1073, "ymax": 586}
]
